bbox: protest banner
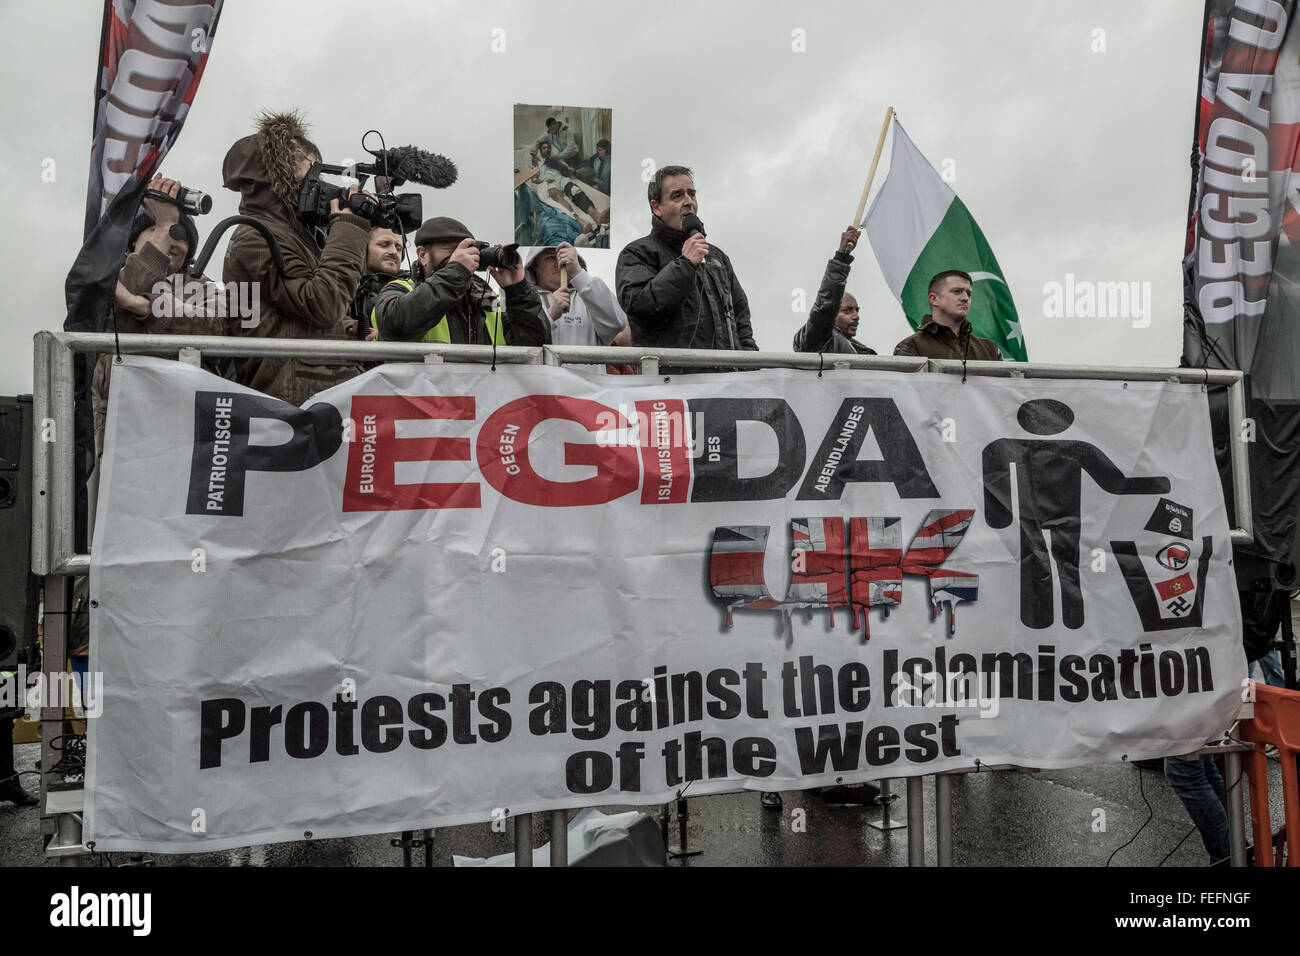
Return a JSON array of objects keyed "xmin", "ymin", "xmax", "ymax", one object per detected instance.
[{"xmin": 85, "ymin": 358, "xmax": 1243, "ymax": 851}]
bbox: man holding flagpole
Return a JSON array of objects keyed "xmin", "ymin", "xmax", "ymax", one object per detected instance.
[{"xmin": 793, "ymin": 226, "xmax": 878, "ymax": 356}]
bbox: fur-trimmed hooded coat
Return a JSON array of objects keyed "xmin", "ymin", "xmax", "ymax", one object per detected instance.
[{"xmin": 222, "ymin": 111, "xmax": 371, "ymax": 404}]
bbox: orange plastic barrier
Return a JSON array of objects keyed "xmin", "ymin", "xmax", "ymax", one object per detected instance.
[{"xmin": 1237, "ymin": 683, "xmax": 1300, "ymax": 866}]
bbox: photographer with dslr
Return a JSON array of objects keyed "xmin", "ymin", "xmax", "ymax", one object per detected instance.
[
  {"xmin": 371, "ymin": 216, "xmax": 549, "ymax": 346},
  {"xmin": 222, "ymin": 111, "xmax": 371, "ymax": 405}
]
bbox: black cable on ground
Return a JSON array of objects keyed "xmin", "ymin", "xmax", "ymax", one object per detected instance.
[
  {"xmin": 1106, "ymin": 759, "xmax": 1155, "ymax": 866},
  {"xmin": 1158, "ymin": 826, "xmax": 1198, "ymax": 866}
]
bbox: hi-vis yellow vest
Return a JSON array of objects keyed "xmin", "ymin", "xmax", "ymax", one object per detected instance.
[{"xmin": 370, "ymin": 277, "xmax": 506, "ymax": 344}]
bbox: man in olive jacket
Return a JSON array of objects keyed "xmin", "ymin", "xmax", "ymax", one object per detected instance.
[
  {"xmin": 893, "ymin": 270, "xmax": 1003, "ymax": 362},
  {"xmin": 222, "ymin": 111, "xmax": 371, "ymax": 405},
  {"xmin": 615, "ymin": 165, "xmax": 756, "ymax": 373}
]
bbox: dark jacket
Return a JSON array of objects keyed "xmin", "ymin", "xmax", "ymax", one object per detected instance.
[
  {"xmin": 372, "ymin": 261, "xmax": 550, "ymax": 346},
  {"xmin": 93, "ymin": 241, "xmax": 234, "ymax": 455},
  {"xmin": 893, "ymin": 315, "xmax": 1003, "ymax": 361},
  {"xmin": 351, "ymin": 270, "xmax": 401, "ymax": 332},
  {"xmin": 221, "ymin": 113, "xmax": 371, "ymax": 405},
  {"xmin": 615, "ymin": 217, "xmax": 756, "ymax": 360},
  {"xmin": 793, "ymin": 252, "xmax": 877, "ymax": 355}
]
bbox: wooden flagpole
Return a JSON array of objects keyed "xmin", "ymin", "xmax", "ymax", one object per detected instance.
[{"xmin": 845, "ymin": 106, "xmax": 894, "ymax": 251}]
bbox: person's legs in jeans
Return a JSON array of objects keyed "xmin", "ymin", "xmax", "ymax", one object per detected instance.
[
  {"xmin": 1164, "ymin": 754, "xmax": 1230, "ymax": 863},
  {"xmin": 70, "ymin": 656, "xmax": 89, "ymax": 717},
  {"xmin": 1257, "ymin": 649, "xmax": 1285, "ymax": 688}
]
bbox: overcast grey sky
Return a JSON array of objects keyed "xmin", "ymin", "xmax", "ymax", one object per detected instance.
[{"xmin": 0, "ymin": 0, "xmax": 1201, "ymax": 395}]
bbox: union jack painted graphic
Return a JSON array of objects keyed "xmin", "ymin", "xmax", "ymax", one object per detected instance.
[
  {"xmin": 847, "ymin": 517, "xmax": 902, "ymax": 639},
  {"xmin": 709, "ymin": 509, "xmax": 979, "ymax": 641},
  {"xmin": 708, "ymin": 526, "xmax": 783, "ymax": 627},
  {"xmin": 788, "ymin": 517, "xmax": 850, "ymax": 619},
  {"xmin": 902, "ymin": 509, "xmax": 978, "ymax": 636}
]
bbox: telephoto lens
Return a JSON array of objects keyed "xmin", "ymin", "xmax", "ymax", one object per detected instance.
[{"xmin": 473, "ymin": 242, "xmax": 521, "ymax": 271}]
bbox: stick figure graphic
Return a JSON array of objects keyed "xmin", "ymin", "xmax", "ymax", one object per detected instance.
[{"xmin": 982, "ymin": 399, "xmax": 1170, "ymax": 629}]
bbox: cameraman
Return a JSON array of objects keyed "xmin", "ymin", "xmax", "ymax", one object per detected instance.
[
  {"xmin": 222, "ymin": 111, "xmax": 370, "ymax": 405},
  {"xmin": 93, "ymin": 173, "xmax": 232, "ymax": 457},
  {"xmin": 370, "ymin": 216, "xmax": 549, "ymax": 346}
]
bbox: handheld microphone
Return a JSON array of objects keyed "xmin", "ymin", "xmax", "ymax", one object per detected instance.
[{"xmin": 682, "ymin": 213, "xmax": 708, "ymax": 264}]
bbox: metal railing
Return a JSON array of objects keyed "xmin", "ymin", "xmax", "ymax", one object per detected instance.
[
  {"xmin": 29, "ymin": 330, "xmax": 1255, "ymax": 866},
  {"xmin": 32, "ymin": 330, "xmax": 1255, "ymax": 577}
]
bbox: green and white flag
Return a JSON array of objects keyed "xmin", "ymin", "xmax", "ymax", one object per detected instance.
[{"xmin": 862, "ymin": 120, "xmax": 1025, "ymax": 361}]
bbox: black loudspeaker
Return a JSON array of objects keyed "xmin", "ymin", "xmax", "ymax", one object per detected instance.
[{"xmin": 0, "ymin": 396, "xmax": 39, "ymax": 670}]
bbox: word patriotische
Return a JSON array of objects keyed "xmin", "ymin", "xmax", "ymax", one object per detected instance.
[
  {"xmin": 710, "ymin": 511, "xmax": 977, "ymax": 639},
  {"xmin": 186, "ymin": 392, "xmax": 940, "ymax": 517}
]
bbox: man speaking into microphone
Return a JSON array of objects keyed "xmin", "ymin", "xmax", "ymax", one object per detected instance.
[{"xmin": 616, "ymin": 165, "xmax": 757, "ymax": 373}]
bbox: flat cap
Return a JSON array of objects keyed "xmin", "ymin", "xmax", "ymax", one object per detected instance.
[{"xmin": 413, "ymin": 216, "xmax": 473, "ymax": 245}]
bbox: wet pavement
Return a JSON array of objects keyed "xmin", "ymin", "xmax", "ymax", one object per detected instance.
[{"xmin": 1, "ymin": 737, "xmax": 1286, "ymax": 866}]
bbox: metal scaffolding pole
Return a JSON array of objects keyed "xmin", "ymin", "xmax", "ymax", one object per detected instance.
[
  {"xmin": 935, "ymin": 774, "xmax": 954, "ymax": 867},
  {"xmin": 32, "ymin": 332, "xmax": 1257, "ymax": 583},
  {"xmin": 906, "ymin": 777, "xmax": 925, "ymax": 866},
  {"xmin": 549, "ymin": 810, "xmax": 568, "ymax": 867},
  {"xmin": 1224, "ymin": 751, "xmax": 1248, "ymax": 867},
  {"xmin": 866, "ymin": 777, "xmax": 906, "ymax": 831},
  {"xmin": 514, "ymin": 814, "xmax": 532, "ymax": 867}
]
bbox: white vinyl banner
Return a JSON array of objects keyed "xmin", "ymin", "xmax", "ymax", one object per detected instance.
[{"xmin": 86, "ymin": 357, "xmax": 1245, "ymax": 851}]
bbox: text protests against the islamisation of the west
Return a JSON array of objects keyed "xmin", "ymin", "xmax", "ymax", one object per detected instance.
[{"xmin": 86, "ymin": 358, "xmax": 1243, "ymax": 851}]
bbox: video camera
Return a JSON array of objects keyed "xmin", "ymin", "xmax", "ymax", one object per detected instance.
[
  {"xmin": 298, "ymin": 132, "xmax": 458, "ymax": 233},
  {"xmin": 144, "ymin": 185, "xmax": 212, "ymax": 215},
  {"xmin": 190, "ymin": 132, "xmax": 459, "ymax": 285},
  {"xmin": 299, "ymin": 163, "xmax": 423, "ymax": 233}
]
